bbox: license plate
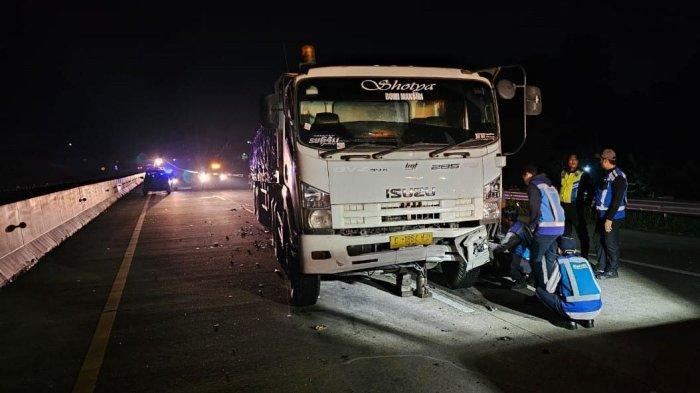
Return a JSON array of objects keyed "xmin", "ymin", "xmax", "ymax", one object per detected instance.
[{"xmin": 389, "ymin": 232, "xmax": 433, "ymax": 249}]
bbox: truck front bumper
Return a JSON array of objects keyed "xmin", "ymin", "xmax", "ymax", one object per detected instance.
[{"xmin": 300, "ymin": 226, "xmax": 490, "ymax": 274}]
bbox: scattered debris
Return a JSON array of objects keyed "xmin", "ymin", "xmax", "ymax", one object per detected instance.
[
  {"xmin": 258, "ymin": 289, "xmax": 264, "ymax": 296},
  {"xmin": 247, "ymin": 250, "xmax": 252, "ymax": 255},
  {"xmin": 340, "ymin": 355, "xmax": 349, "ymax": 360},
  {"xmin": 226, "ymin": 236, "xmax": 230, "ymax": 241},
  {"xmin": 213, "ymin": 324, "xmax": 220, "ymax": 332},
  {"xmin": 497, "ymin": 336, "xmax": 512, "ymax": 341},
  {"xmin": 230, "ymin": 208, "xmax": 237, "ymax": 211},
  {"xmin": 258, "ymin": 283, "xmax": 264, "ymax": 287},
  {"xmin": 312, "ymin": 324, "xmax": 328, "ymax": 332},
  {"xmin": 213, "ymin": 243, "xmax": 221, "ymax": 247},
  {"xmin": 255, "ymin": 262, "xmax": 260, "ymax": 268},
  {"xmin": 485, "ymin": 304, "xmax": 497, "ymax": 312}
]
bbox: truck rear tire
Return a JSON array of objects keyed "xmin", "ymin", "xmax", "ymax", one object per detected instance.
[{"xmin": 442, "ymin": 261, "xmax": 481, "ymax": 289}]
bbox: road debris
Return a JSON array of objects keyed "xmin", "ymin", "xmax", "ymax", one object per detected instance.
[
  {"xmin": 485, "ymin": 304, "xmax": 497, "ymax": 312},
  {"xmin": 497, "ymin": 336, "xmax": 512, "ymax": 341},
  {"xmin": 312, "ymin": 324, "xmax": 328, "ymax": 332},
  {"xmin": 213, "ymin": 324, "xmax": 220, "ymax": 332}
]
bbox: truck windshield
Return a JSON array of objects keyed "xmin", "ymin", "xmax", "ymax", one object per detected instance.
[{"xmin": 297, "ymin": 78, "xmax": 497, "ymax": 150}]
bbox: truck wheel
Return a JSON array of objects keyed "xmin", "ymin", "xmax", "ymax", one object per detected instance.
[
  {"xmin": 442, "ymin": 261, "xmax": 481, "ymax": 289},
  {"xmin": 275, "ymin": 208, "xmax": 319, "ymax": 306},
  {"xmin": 287, "ymin": 261, "xmax": 320, "ymax": 307}
]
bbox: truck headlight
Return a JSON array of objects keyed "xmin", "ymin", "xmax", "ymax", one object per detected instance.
[
  {"xmin": 483, "ymin": 176, "xmax": 501, "ymax": 220},
  {"xmin": 301, "ymin": 182, "xmax": 331, "ymax": 209},
  {"xmin": 308, "ymin": 209, "xmax": 332, "ymax": 229}
]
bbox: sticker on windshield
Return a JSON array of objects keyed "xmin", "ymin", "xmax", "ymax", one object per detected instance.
[
  {"xmin": 308, "ymin": 134, "xmax": 341, "ymax": 146},
  {"xmin": 304, "ymin": 122, "xmax": 312, "ymax": 130},
  {"xmin": 475, "ymin": 133, "xmax": 496, "ymax": 140},
  {"xmin": 385, "ymin": 92, "xmax": 424, "ymax": 101},
  {"xmin": 336, "ymin": 142, "xmax": 345, "ymax": 149}
]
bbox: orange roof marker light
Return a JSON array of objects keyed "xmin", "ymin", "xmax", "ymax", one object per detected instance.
[
  {"xmin": 210, "ymin": 162, "xmax": 222, "ymax": 170},
  {"xmin": 300, "ymin": 45, "xmax": 317, "ymax": 72}
]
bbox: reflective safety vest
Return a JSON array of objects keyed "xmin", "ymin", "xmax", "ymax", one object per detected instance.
[
  {"xmin": 509, "ymin": 221, "xmax": 531, "ymax": 261},
  {"xmin": 560, "ymin": 169, "xmax": 583, "ymax": 204},
  {"xmin": 555, "ymin": 254, "xmax": 602, "ymax": 320},
  {"xmin": 531, "ymin": 178, "xmax": 566, "ymax": 236},
  {"xmin": 595, "ymin": 168, "xmax": 627, "ymax": 220}
]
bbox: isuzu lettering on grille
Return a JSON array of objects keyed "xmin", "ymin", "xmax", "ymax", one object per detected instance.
[{"xmin": 385, "ymin": 187, "xmax": 437, "ymax": 198}]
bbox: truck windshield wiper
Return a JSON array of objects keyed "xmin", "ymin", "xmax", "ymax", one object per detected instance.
[
  {"xmin": 371, "ymin": 142, "xmax": 444, "ymax": 159},
  {"xmin": 428, "ymin": 138, "xmax": 491, "ymax": 157},
  {"xmin": 319, "ymin": 143, "xmax": 387, "ymax": 158}
]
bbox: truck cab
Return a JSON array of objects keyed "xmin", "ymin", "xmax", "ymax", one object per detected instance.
[{"xmin": 251, "ymin": 56, "xmax": 541, "ymax": 306}]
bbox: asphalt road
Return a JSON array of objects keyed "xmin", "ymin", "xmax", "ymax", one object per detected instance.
[{"xmin": 1, "ymin": 185, "xmax": 698, "ymax": 393}]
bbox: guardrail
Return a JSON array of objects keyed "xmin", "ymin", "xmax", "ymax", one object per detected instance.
[
  {"xmin": 0, "ymin": 173, "xmax": 144, "ymax": 286},
  {"xmin": 504, "ymin": 191, "xmax": 700, "ymax": 217}
]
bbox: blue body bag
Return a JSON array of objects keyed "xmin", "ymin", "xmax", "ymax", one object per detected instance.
[{"xmin": 557, "ymin": 254, "xmax": 602, "ymax": 320}]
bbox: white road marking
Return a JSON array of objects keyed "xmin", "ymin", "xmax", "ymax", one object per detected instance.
[
  {"xmin": 621, "ymin": 258, "xmax": 700, "ymax": 278},
  {"xmin": 431, "ymin": 290, "xmax": 475, "ymax": 314},
  {"xmin": 200, "ymin": 195, "xmax": 227, "ymax": 201}
]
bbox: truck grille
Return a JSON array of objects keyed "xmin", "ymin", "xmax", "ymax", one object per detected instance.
[{"xmin": 335, "ymin": 198, "xmax": 478, "ymax": 228}]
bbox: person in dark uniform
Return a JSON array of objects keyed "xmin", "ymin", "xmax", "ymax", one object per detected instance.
[
  {"xmin": 594, "ymin": 149, "xmax": 628, "ymax": 279},
  {"xmin": 559, "ymin": 154, "xmax": 594, "ymax": 258}
]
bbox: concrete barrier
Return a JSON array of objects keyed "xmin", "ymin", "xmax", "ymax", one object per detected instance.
[{"xmin": 0, "ymin": 174, "xmax": 143, "ymax": 286}]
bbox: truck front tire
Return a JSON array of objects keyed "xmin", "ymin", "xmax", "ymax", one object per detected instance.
[
  {"xmin": 272, "ymin": 204, "xmax": 319, "ymax": 306},
  {"xmin": 442, "ymin": 261, "xmax": 481, "ymax": 289}
]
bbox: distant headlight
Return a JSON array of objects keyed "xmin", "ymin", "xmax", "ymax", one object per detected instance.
[
  {"xmin": 198, "ymin": 173, "xmax": 210, "ymax": 182},
  {"xmin": 308, "ymin": 209, "xmax": 332, "ymax": 229},
  {"xmin": 219, "ymin": 174, "xmax": 228, "ymax": 181},
  {"xmin": 483, "ymin": 176, "xmax": 501, "ymax": 220},
  {"xmin": 301, "ymin": 182, "xmax": 331, "ymax": 209}
]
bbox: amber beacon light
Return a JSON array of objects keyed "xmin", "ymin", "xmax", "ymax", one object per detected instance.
[{"xmin": 300, "ymin": 45, "xmax": 316, "ymax": 65}]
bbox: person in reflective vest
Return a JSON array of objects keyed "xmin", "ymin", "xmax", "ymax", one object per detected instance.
[
  {"xmin": 522, "ymin": 165, "xmax": 565, "ymax": 294},
  {"xmin": 594, "ymin": 149, "xmax": 628, "ymax": 279},
  {"xmin": 559, "ymin": 154, "xmax": 594, "ymax": 258},
  {"xmin": 536, "ymin": 236, "xmax": 601, "ymax": 330},
  {"xmin": 491, "ymin": 210, "xmax": 532, "ymax": 289}
]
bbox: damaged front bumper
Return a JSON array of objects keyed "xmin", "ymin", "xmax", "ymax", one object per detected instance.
[{"xmin": 300, "ymin": 225, "xmax": 490, "ymax": 274}]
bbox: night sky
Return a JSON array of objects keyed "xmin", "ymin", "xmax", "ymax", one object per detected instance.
[{"xmin": 4, "ymin": 2, "xmax": 699, "ymax": 198}]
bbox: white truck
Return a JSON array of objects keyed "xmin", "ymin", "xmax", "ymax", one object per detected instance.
[{"xmin": 251, "ymin": 48, "xmax": 541, "ymax": 305}]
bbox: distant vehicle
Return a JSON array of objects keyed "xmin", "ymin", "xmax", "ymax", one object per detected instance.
[{"xmin": 142, "ymin": 169, "xmax": 172, "ymax": 196}]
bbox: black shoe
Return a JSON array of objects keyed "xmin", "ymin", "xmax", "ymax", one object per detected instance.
[
  {"xmin": 558, "ymin": 319, "xmax": 578, "ymax": 330},
  {"xmin": 578, "ymin": 319, "xmax": 594, "ymax": 328},
  {"xmin": 594, "ymin": 269, "xmax": 605, "ymax": 278},
  {"xmin": 597, "ymin": 270, "xmax": 618, "ymax": 280}
]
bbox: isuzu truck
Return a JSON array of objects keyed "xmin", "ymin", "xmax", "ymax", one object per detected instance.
[{"xmin": 251, "ymin": 46, "xmax": 541, "ymax": 305}]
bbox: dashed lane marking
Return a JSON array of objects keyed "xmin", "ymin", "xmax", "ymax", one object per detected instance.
[
  {"xmin": 72, "ymin": 194, "xmax": 151, "ymax": 393},
  {"xmin": 621, "ymin": 258, "xmax": 700, "ymax": 278}
]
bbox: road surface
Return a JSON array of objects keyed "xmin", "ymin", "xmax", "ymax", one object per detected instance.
[{"xmin": 1, "ymin": 185, "xmax": 698, "ymax": 392}]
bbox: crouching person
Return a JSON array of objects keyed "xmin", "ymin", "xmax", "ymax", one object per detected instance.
[
  {"xmin": 536, "ymin": 237, "xmax": 602, "ymax": 330},
  {"xmin": 492, "ymin": 210, "xmax": 533, "ymax": 289}
]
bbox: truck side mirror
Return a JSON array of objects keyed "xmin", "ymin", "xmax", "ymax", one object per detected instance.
[
  {"xmin": 496, "ymin": 80, "xmax": 516, "ymax": 100},
  {"xmin": 525, "ymin": 86, "xmax": 542, "ymax": 116}
]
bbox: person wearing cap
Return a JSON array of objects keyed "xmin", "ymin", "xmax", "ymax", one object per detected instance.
[
  {"xmin": 594, "ymin": 148, "xmax": 628, "ymax": 279},
  {"xmin": 559, "ymin": 153, "xmax": 594, "ymax": 258},
  {"xmin": 522, "ymin": 165, "xmax": 566, "ymax": 293}
]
